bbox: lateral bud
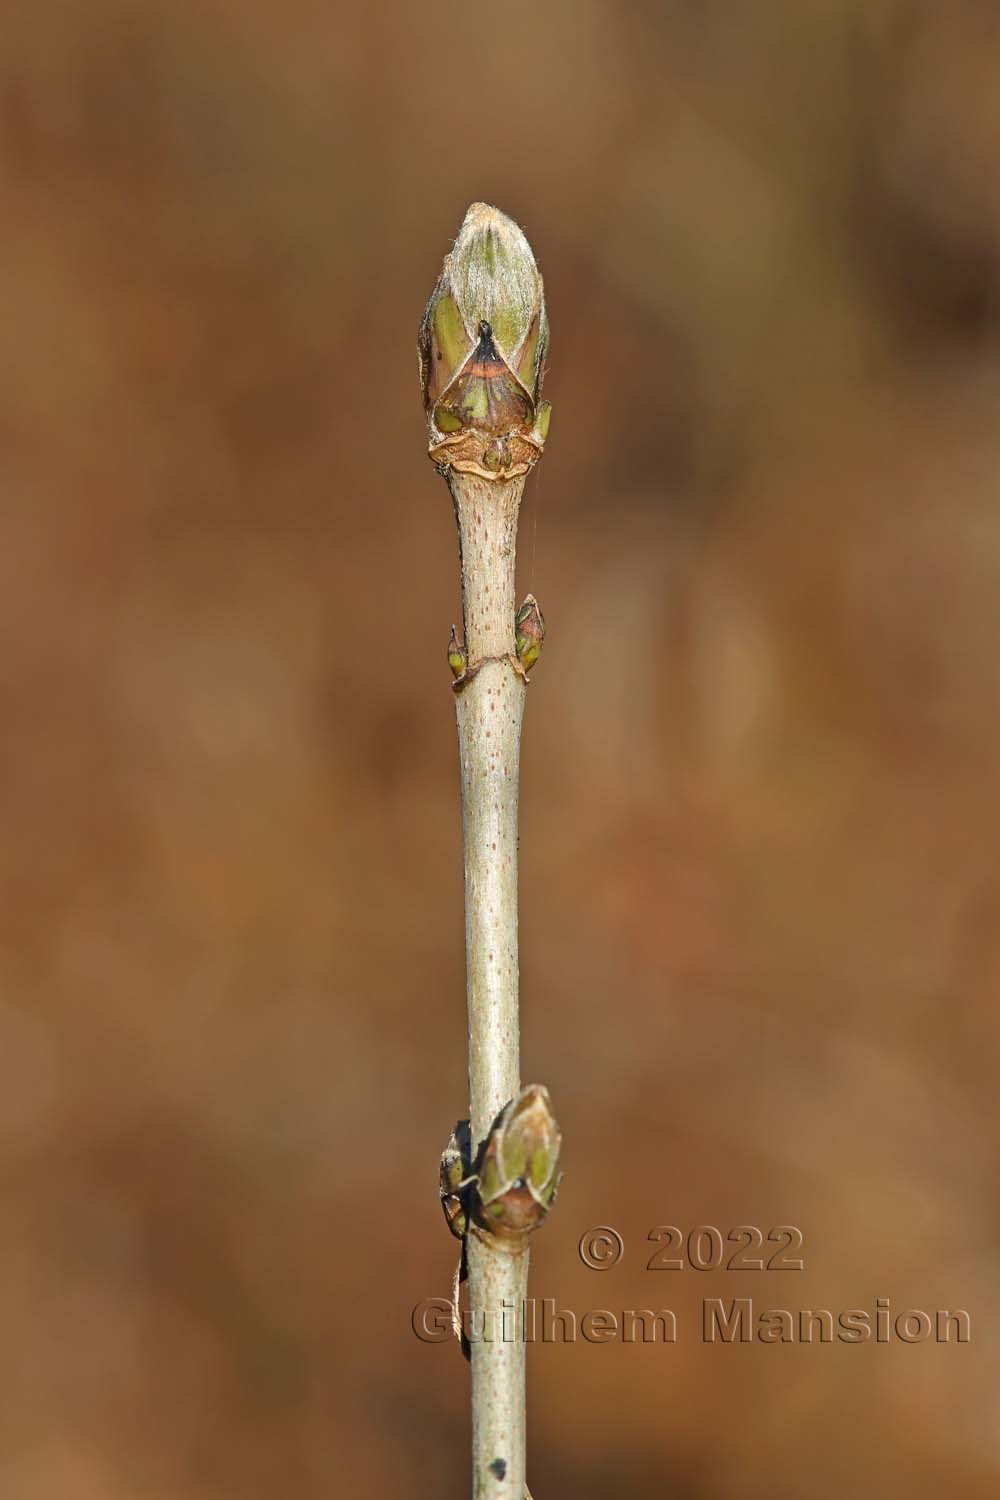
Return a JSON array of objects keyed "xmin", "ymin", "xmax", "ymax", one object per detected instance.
[
  {"xmin": 439, "ymin": 1121, "xmax": 474, "ymax": 1240},
  {"xmin": 475, "ymin": 1084, "xmax": 562, "ymax": 1240},
  {"xmin": 515, "ymin": 594, "xmax": 546, "ymax": 675},
  {"xmin": 447, "ymin": 625, "xmax": 467, "ymax": 681}
]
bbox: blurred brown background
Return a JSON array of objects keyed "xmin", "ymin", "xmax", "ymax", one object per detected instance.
[{"xmin": 3, "ymin": 1, "xmax": 1000, "ymax": 1495}]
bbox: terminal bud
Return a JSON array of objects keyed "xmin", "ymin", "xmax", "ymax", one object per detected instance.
[{"xmin": 418, "ymin": 203, "xmax": 550, "ymax": 480}]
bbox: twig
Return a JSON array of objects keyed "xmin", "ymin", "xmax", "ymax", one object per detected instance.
[
  {"xmin": 453, "ymin": 467, "xmax": 528, "ymax": 1498},
  {"xmin": 420, "ymin": 204, "xmax": 559, "ymax": 1500}
]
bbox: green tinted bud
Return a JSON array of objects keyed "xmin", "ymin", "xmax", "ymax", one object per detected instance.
[
  {"xmin": 440, "ymin": 1123, "xmax": 473, "ymax": 1240},
  {"xmin": 515, "ymin": 594, "xmax": 546, "ymax": 674},
  {"xmin": 447, "ymin": 625, "xmax": 466, "ymax": 680},
  {"xmin": 418, "ymin": 204, "xmax": 551, "ymax": 481},
  {"xmin": 474, "ymin": 1084, "xmax": 562, "ymax": 1240}
]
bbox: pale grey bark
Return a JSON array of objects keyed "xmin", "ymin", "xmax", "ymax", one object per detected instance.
[{"xmin": 450, "ymin": 469, "xmax": 530, "ymax": 1500}]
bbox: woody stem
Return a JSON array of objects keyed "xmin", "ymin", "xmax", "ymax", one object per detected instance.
[{"xmin": 451, "ymin": 468, "xmax": 529, "ymax": 1499}]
